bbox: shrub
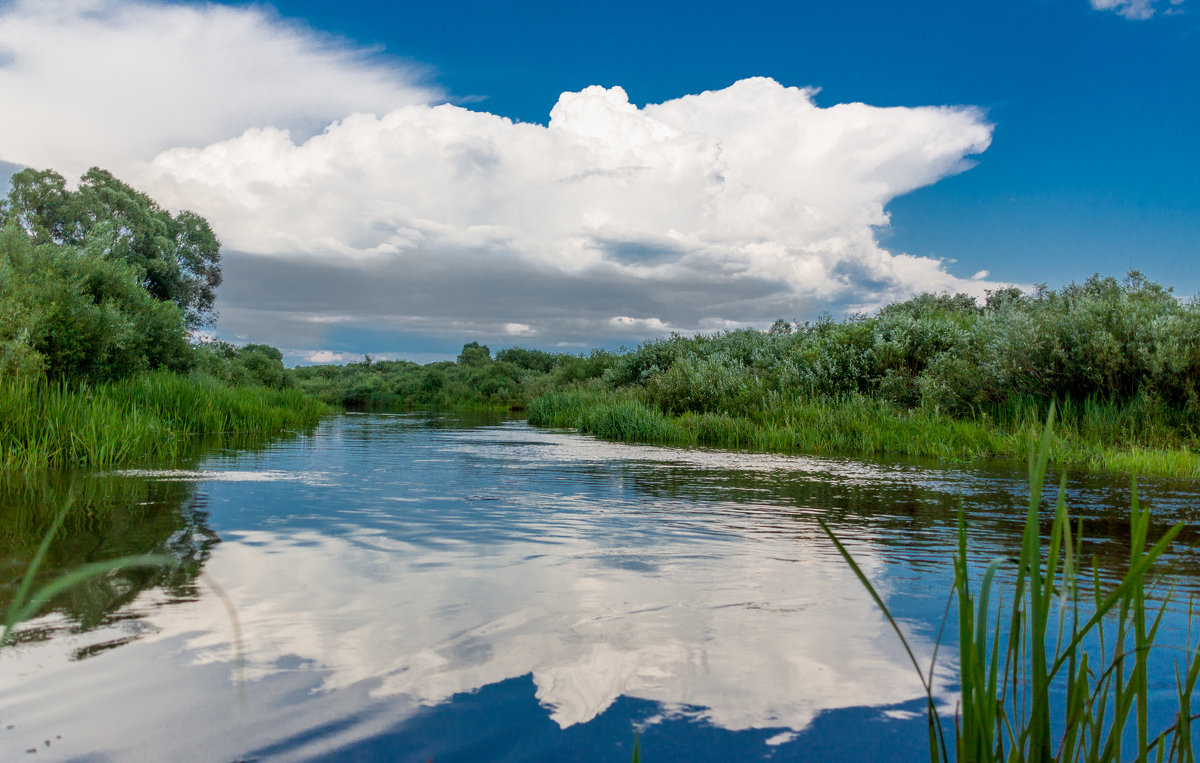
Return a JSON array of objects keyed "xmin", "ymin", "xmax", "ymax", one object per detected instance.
[{"xmin": 0, "ymin": 225, "xmax": 191, "ymax": 382}]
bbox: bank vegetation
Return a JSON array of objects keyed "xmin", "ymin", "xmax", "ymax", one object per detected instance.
[
  {"xmin": 295, "ymin": 273, "xmax": 1200, "ymax": 477},
  {"xmin": 0, "ymin": 168, "xmax": 327, "ymax": 469}
]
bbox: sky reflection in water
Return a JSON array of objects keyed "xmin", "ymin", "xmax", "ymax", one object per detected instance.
[{"xmin": 1, "ymin": 413, "xmax": 1197, "ymax": 761}]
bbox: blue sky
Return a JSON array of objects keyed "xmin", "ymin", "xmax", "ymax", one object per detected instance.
[{"xmin": 0, "ymin": 0, "xmax": 1195, "ymax": 363}]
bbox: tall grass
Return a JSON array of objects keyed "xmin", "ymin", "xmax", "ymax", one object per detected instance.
[
  {"xmin": 821, "ymin": 407, "xmax": 1200, "ymax": 761},
  {"xmin": 0, "ymin": 372, "xmax": 329, "ymax": 469},
  {"xmin": 528, "ymin": 389, "xmax": 1009, "ymax": 459},
  {"xmin": 528, "ymin": 389, "xmax": 1200, "ymax": 478}
]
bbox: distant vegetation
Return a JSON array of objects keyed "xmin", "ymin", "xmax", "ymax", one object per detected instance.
[
  {"xmin": 295, "ymin": 273, "xmax": 1200, "ymax": 476},
  {"xmin": 0, "ymin": 167, "xmax": 327, "ymax": 469},
  {"xmin": 290, "ymin": 342, "xmax": 616, "ymax": 411}
]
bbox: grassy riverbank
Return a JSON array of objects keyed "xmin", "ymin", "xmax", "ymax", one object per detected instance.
[
  {"xmin": 528, "ymin": 389, "xmax": 1200, "ymax": 477},
  {"xmin": 291, "ymin": 272, "xmax": 1200, "ymax": 478},
  {"xmin": 0, "ymin": 372, "xmax": 329, "ymax": 470},
  {"xmin": 0, "ymin": 169, "xmax": 333, "ymax": 472}
]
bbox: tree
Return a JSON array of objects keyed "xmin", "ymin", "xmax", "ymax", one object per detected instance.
[
  {"xmin": 0, "ymin": 167, "xmax": 222, "ymax": 328},
  {"xmin": 0, "ymin": 225, "xmax": 192, "ymax": 381},
  {"xmin": 457, "ymin": 341, "xmax": 492, "ymax": 366}
]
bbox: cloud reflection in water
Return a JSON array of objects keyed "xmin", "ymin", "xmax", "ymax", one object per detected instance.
[{"xmin": 0, "ymin": 418, "xmax": 958, "ymax": 760}]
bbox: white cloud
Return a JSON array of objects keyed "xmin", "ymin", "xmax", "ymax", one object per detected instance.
[
  {"xmin": 136, "ymin": 78, "xmax": 1003, "ymax": 346},
  {"xmin": 0, "ymin": 1, "xmax": 1011, "ymax": 350},
  {"xmin": 0, "ymin": 0, "xmax": 438, "ymax": 175},
  {"xmin": 1089, "ymin": 0, "xmax": 1181, "ymax": 19},
  {"xmin": 304, "ymin": 349, "xmax": 359, "ymax": 364}
]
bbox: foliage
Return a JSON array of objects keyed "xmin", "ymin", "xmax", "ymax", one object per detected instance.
[
  {"xmin": 821, "ymin": 409, "xmax": 1200, "ymax": 761},
  {"xmin": 0, "ymin": 167, "xmax": 221, "ymax": 328},
  {"xmin": 0, "ymin": 225, "xmax": 192, "ymax": 382},
  {"xmin": 495, "ymin": 346, "xmax": 558, "ymax": 373},
  {"xmin": 0, "ymin": 372, "xmax": 328, "ymax": 469},
  {"xmin": 287, "ymin": 272, "xmax": 1200, "ymax": 475},
  {"xmin": 0, "ymin": 167, "xmax": 245, "ymax": 389},
  {"xmin": 600, "ymin": 273, "xmax": 1199, "ymax": 426},
  {"xmin": 457, "ymin": 341, "xmax": 493, "ymax": 366},
  {"xmin": 291, "ymin": 343, "xmax": 617, "ymax": 411},
  {"xmin": 193, "ymin": 340, "xmax": 290, "ymax": 389}
]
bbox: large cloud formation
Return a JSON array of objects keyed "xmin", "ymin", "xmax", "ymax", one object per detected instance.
[
  {"xmin": 140, "ymin": 80, "xmax": 997, "ymax": 353},
  {"xmin": 1, "ymin": 0, "xmax": 1004, "ymax": 358}
]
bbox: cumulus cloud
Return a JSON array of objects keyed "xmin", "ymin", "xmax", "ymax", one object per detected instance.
[
  {"xmin": 0, "ymin": 0, "xmax": 438, "ymax": 175},
  {"xmin": 136, "ymin": 78, "xmax": 1001, "ymax": 350},
  {"xmin": 0, "ymin": 0, "xmax": 1009, "ymax": 352},
  {"xmin": 1089, "ymin": 0, "xmax": 1183, "ymax": 19}
]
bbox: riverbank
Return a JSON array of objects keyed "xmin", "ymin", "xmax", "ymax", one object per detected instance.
[
  {"xmin": 0, "ymin": 372, "xmax": 330, "ymax": 470},
  {"xmin": 289, "ymin": 273, "xmax": 1200, "ymax": 479},
  {"xmin": 527, "ymin": 389, "xmax": 1200, "ymax": 478}
]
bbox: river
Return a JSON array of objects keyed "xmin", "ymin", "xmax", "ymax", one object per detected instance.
[{"xmin": 1, "ymin": 412, "xmax": 1198, "ymax": 761}]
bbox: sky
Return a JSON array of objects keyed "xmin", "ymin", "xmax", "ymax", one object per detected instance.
[{"xmin": 0, "ymin": 0, "xmax": 1196, "ymax": 365}]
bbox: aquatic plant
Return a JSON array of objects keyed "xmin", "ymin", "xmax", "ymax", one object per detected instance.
[
  {"xmin": 528, "ymin": 387, "xmax": 1200, "ymax": 478},
  {"xmin": 0, "ymin": 372, "xmax": 328, "ymax": 469},
  {"xmin": 820, "ymin": 407, "xmax": 1200, "ymax": 761}
]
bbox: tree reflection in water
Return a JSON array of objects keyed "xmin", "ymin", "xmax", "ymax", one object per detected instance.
[{"xmin": 0, "ymin": 469, "xmax": 218, "ymax": 651}]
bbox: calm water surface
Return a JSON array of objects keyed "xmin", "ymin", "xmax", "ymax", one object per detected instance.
[{"xmin": 1, "ymin": 413, "xmax": 1199, "ymax": 761}]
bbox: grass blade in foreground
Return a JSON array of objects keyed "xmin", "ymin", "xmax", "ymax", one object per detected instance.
[
  {"xmin": 1, "ymin": 500, "xmax": 171, "ymax": 646},
  {"xmin": 822, "ymin": 405, "xmax": 1200, "ymax": 761}
]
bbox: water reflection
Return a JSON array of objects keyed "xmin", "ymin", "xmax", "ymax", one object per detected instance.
[
  {"xmin": 1, "ymin": 414, "xmax": 1197, "ymax": 761},
  {"xmin": 0, "ymin": 470, "xmax": 216, "ymax": 645}
]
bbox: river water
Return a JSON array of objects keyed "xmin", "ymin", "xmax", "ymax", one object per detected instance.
[{"xmin": 1, "ymin": 413, "xmax": 1198, "ymax": 761}]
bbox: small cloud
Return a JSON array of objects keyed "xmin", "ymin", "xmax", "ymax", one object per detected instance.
[
  {"xmin": 304, "ymin": 350, "xmax": 359, "ymax": 364},
  {"xmin": 971, "ymin": 270, "xmax": 990, "ymax": 280},
  {"xmin": 503, "ymin": 323, "xmax": 536, "ymax": 335},
  {"xmin": 609, "ymin": 316, "xmax": 672, "ymax": 333},
  {"xmin": 1089, "ymin": 0, "xmax": 1177, "ymax": 19},
  {"xmin": 303, "ymin": 314, "xmax": 355, "ymax": 324}
]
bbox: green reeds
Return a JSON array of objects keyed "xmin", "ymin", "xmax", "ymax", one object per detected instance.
[
  {"xmin": 529, "ymin": 390, "xmax": 1013, "ymax": 460},
  {"xmin": 0, "ymin": 372, "xmax": 329, "ymax": 469},
  {"xmin": 820, "ymin": 405, "xmax": 1200, "ymax": 761},
  {"xmin": 528, "ymin": 390, "xmax": 1200, "ymax": 478}
]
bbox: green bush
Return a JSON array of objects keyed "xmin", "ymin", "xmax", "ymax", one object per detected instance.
[
  {"xmin": 495, "ymin": 346, "xmax": 557, "ymax": 373},
  {"xmin": 0, "ymin": 225, "xmax": 191, "ymax": 382},
  {"xmin": 457, "ymin": 341, "xmax": 492, "ymax": 366},
  {"xmin": 644, "ymin": 355, "xmax": 762, "ymax": 416},
  {"xmin": 194, "ymin": 341, "xmax": 289, "ymax": 390}
]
